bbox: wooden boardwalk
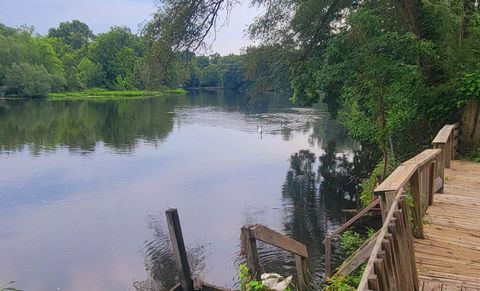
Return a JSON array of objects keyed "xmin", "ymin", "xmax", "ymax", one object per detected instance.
[{"xmin": 416, "ymin": 160, "xmax": 480, "ymax": 290}]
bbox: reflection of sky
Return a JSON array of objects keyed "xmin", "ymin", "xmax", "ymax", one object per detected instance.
[{"xmin": 0, "ymin": 106, "xmax": 354, "ymax": 290}]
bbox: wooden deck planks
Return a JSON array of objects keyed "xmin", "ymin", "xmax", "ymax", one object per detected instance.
[{"xmin": 415, "ymin": 160, "xmax": 480, "ymax": 289}]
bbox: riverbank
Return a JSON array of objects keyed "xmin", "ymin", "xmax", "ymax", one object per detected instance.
[{"xmin": 47, "ymin": 88, "xmax": 187, "ymax": 100}]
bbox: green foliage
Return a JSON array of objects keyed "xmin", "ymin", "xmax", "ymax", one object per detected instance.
[
  {"xmin": 323, "ymin": 275, "xmax": 356, "ymax": 291},
  {"xmin": 460, "ymin": 147, "xmax": 480, "ymax": 162},
  {"xmin": 48, "ymin": 20, "xmax": 94, "ymax": 49},
  {"xmin": 5, "ymin": 62, "xmax": 53, "ymax": 97},
  {"xmin": 340, "ymin": 230, "xmax": 365, "ymax": 258},
  {"xmin": 48, "ymin": 88, "xmax": 186, "ymax": 100},
  {"xmin": 238, "ymin": 263, "xmax": 267, "ymax": 291},
  {"xmin": 458, "ymin": 68, "xmax": 480, "ymax": 107}
]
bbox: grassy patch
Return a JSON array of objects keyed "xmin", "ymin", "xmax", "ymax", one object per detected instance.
[{"xmin": 48, "ymin": 88, "xmax": 187, "ymax": 100}]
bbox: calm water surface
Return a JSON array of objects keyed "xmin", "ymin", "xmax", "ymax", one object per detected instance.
[{"xmin": 0, "ymin": 90, "xmax": 370, "ymax": 290}]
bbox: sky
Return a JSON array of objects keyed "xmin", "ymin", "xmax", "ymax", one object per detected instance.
[{"xmin": 0, "ymin": 0, "xmax": 259, "ymax": 55}]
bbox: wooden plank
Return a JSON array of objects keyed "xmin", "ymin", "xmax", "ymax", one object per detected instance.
[
  {"xmin": 168, "ymin": 283, "xmax": 182, "ymax": 291},
  {"xmin": 336, "ymin": 231, "xmax": 379, "ymax": 276},
  {"xmin": 432, "ymin": 125, "xmax": 456, "ymax": 144},
  {"xmin": 250, "ymin": 224, "xmax": 308, "ymax": 258},
  {"xmin": 433, "ymin": 177, "xmax": 443, "ymax": 193},
  {"xmin": 325, "ymin": 199, "xmax": 380, "ymax": 240},
  {"xmin": 374, "ymin": 164, "xmax": 417, "ymax": 192},
  {"xmin": 200, "ymin": 282, "xmax": 233, "ymax": 291},
  {"xmin": 422, "ymin": 280, "xmax": 443, "ymax": 290},
  {"xmin": 166, "ymin": 209, "xmax": 194, "ymax": 291},
  {"xmin": 240, "ymin": 226, "xmax": 261, "ymax": 280},
  {"xmin": 403, "ymin": 149, "xmax": 441, "ymax": 168},
  {"xmin": 295, "ymin": 255, "xmax": 308, "ymax": 291}
]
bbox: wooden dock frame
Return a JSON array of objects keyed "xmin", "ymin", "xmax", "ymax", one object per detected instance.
[{"xmin": 240, "ymin": 224, "xmax": 310, "ymax": 291}]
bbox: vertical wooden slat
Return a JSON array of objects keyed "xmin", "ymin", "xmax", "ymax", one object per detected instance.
[
  {"xmin": 399, "ymin": 197, "xmax": 419, "ymax": 290},
  {"xmin": 295, "ymin": 255, "xmax": 308, "ymax": 291},
  {"xmin": 240, "ymin": 226, "xmax": 261, "ymax": 280},
  {"xmin": 410, "ymin": 171, "xmax": 425, "ymax": 238},
  {"xmin": 324, "ymin": 236, "xmax": 332, "ymax": 278},
  {"xmin": 428, "ymin": 161, "xmax": 435, "ymax": 206},
  {"xmin": 166, "ymin": 209, "xmax": 194, "ymax": 291},
  {"xmin": 433, "ymin": 143, "xmax": 445, "ymax": 193}
]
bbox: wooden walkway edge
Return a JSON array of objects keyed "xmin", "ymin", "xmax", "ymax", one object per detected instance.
[{"xmin": 416, "ymin": 160, "xmax": 480, "ymax": 290}]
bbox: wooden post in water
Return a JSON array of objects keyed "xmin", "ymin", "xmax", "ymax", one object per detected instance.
[
  {"xmin": 166, "ymin": 209, "xmax": 194, "ymax": 291},
  {"xmin": 240, "ymin": 226, "xmax": 261, "ymax": 280},
  {"xmin": 324, "ymin": 236, "xmax": 332, "ymax": 279}
]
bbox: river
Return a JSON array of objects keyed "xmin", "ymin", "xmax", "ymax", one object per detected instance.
[{"xmin": 0, "ymin": 90, "xmax": 371, "ymax": 290}]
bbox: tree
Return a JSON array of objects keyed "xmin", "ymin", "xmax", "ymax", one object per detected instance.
[
  {"xmin": 89, "ymin": 26, "xmax": 144, "ymax": 88},
  {"xmin": 48, "ymin": 20, "xmax": 94, "ymax": 49},
  {"xmin": 5, "ymin": 62, "xmax": 52, "ymax": 97},
  {"xmin": 78, "ymin": 57, "xmax": 105, "ymax": 88}
]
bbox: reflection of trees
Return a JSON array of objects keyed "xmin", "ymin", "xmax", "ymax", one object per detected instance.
[
  {"xmin": 0, "ymin": 90, "xmax": 298, "ymax": 154},
  {"xmin": 134, "ymin": 215, "xmax": 207, "ymax": 291},
  {"xmin": 0, "ymin": 98, "xmax": 176, "ymax": 154},
  {"xmin": 279, "ymin": 143, "xmax": 377, "ymax": 284}
]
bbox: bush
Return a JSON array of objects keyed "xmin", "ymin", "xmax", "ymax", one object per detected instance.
[{"xmin": 5, "ymin": 62, "xmax": 51, "ymax": 97}]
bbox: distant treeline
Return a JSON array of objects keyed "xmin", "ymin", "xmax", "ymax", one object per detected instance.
[{"xmin": 0, "ymin": 21, "xmax": 290, "ymax": 98}]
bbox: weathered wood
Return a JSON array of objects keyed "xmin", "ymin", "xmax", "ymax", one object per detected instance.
[
  {"xmin": 295, "ymin": 254, "xmax": 308, "ymax": 291},
  {"xmin": 375, "ymin": 149, "xmax": 440, "ymax": 194},
  {"xmin": 324, "ymin": 236, "xmax": 332, "ymax": 278},
  {"xmin": 324, "ymin": 198, "xmax": 380, "ymax": 278},
  {"xmin": 250, "ymin": 224, "xmax": 308, "ymax": 258},
  {"xmin": 413, "ymin": 160, "xmax": 480, "ymax": 289},
  {"xmin": 168, "ymin": 283, "xmax": 182, "ymax": 291},
  {"xmin": 166, "ymin": 209, "xmax": 194, "ymax": 291},
  {"xmin": 325, "ymin": 199, "xmax": 380, "ymax": 241},
  {"xmin": 240, "ymin": 226, "xmax": 261, "ymax": 280},
  {"xmin": 410, "ymin": 171, "xmax": 425, "ymax": 238},
  {"xmin": 336, "ymin": 231, "xmax": 379, "ymax": 276},
  {"xmin": 432, "ymin": 125, "xmax": 456, "ymax": 144}
]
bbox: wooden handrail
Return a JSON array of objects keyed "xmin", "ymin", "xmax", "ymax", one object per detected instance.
[
  {"xmin": 432, "ymin": 123, "xmax": 460, "ymax": 193},
  {"xmin": 241, "ymin": 224, "xmax": 310, "ymax": 291},
  {"xmin": 356, "ymin": 123, "xmax": 459, "ymax": 290},
  {"xmin": 323, "ymin": 198, "xmax": 380, "ymax": 278},
  {"xmin": 335, "ymin": 230, "xmax": 379, "ymax": 277}
]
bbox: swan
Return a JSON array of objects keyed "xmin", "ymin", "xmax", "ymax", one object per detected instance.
[
  {"xmin": 257, "ymin": 124, "xmax": 263, "ymax": 133},
  {"xmin": 261, "ymin": 273, "xmax": 292, "ymax": 291}
]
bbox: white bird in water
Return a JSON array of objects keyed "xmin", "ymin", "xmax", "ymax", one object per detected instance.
[
  {"xmin": 261, "ymin": 273, "xmax": 292, "ymax": 291},
  {"xmin": 257, "ymin": 124, "xmax": 263, "ymax": 133}
]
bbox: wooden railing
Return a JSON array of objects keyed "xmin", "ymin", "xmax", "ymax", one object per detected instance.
[
  {"xmin": 241, "ymin": 224, "xmax": 309, "ymax": 291},
  {"xmin": 323, "ymin": 198, "xmax": 380, "ymax": 278},
  {"xmin": 357, "ymin": 123, "xmax": 459, "ymax": 290}
]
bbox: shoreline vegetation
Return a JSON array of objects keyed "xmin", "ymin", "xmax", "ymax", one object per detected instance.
[{"xmin": 46, "ymin": 88, "xmax": 187, "ymax": 100}]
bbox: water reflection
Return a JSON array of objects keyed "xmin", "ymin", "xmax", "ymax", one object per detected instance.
[
  {"xmin": 0, "ymin": 90, "xmax": 369, "ymax": 290},
  {"xmin": 134, "ymin": 215, "xmax": 207, "ymax": 291},
  {"xmin": 248, "ymin": 142, "xmax": 376, "ymax": 286}
]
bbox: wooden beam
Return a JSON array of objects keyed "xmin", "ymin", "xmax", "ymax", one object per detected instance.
[
  {"xmin": 323, "ymin": 199, "xmax": 380, "ymax": 242},
  {"xmin": 166, "ymin": 209, "xmax": 194, "ymax": 291},
  {"xmin": 168, "ymin": 283, "xmax": 182, "ymax": 291},
  {"xmin": 250, "ymin": 224, "xmax": 308, "ymax": 258},
  {"xmin": 240, "ymin": 226, "xmax": 261, "ymax": 280},
  {"xmin": 432, "ymin": 125, "xmax": 456, "ymax": 144},
  {"xmin": 336, "ymin": 231, "xmax": 379, "ymax": 276}
]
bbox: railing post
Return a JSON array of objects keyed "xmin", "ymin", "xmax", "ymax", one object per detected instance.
[
  {"xmin": 410, "ymin": 171, "xmax": 425, "ymax": 238},
  {"xmin": 240, "ymin": 226, "xmax": 261, "ymax": 280},
  {"xmin": 433, "ymin": 143, "xmax": 445, "ymax": 193},
  {"xmin": 324, "ymin": 236, "xmax": 332, "ymax": 278},
  {"xmin": 166, "ymin": 209, "xmax": 194, "ymax": 291},
  {"xmin": 295, "ymin": 255, "xmax": 309, "ymax": 291}
]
